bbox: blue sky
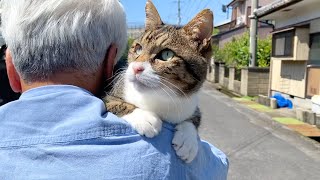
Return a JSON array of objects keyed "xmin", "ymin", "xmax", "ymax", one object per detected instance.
[{"xmin": 120, "ymin": 0, "xmax": 231, "ymax": 27}]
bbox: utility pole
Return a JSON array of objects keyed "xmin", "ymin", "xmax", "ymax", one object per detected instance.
[
  {"xmin": 249, "ymin": 0, "xmax": 258, "ymax": 67},
  {"xmin": 178, "ymin": 0, "xmax": 181, "ymax": 26}
]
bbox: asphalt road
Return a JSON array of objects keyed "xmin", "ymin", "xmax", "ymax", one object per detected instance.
[{"xmin": 198, "ymin": 82, "xmax": 320, "ymax": 180}]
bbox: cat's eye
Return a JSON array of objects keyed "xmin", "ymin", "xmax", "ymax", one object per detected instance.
[
  {"xmin": 135, "ymin": 44, "xmax": 143, "ymax": 55},
  {"xmin": 160, "ymin": 50, "xmax": 174, "ymax": 61}
]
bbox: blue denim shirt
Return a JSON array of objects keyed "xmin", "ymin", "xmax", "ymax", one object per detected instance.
[{"xmin": 0, "ymin": 85, "xmax": 228, "ymax": 180}]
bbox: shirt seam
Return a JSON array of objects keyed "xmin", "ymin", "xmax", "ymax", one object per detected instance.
[{"xmin": 0, "ymin": 126, "xmax": 137, "ymax": 149}]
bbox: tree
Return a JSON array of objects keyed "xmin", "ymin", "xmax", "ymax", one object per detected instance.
[
  {"xmin": 212, "ymin": 28, "xmax": 220, "ymax": 35},
  {"xmin": 213, "ymin": 32, "xmax": 271, "ymax": 68}
]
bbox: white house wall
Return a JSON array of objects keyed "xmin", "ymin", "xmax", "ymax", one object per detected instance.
[{"xmin": 271, "ymin": 59, "xmax": 307, "ymax": 98}]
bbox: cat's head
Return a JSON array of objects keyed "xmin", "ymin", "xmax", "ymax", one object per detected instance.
[{"xmin": 125, "ymin": 0, "xmax": 213, "ymax": 97}]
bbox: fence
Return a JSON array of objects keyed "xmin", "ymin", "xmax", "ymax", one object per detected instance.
[
  {"xmin": 127, "ymin": 26, "xmax": 145, "ymax": 39},
  {"xmin": 235, "ymin": 68, "xmax": 241, "ymax": 81},
  {"xmin": 207, "ymin": 62, "xmax": 270, "ymax": 96},
  {"xmin": 224, "ymin": 66, "xmax": 229, "ymax": 78}
]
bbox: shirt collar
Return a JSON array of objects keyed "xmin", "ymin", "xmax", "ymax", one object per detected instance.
[{"xmin": 20, "ymin": 85, "xmax": 94, "ymax": 99}]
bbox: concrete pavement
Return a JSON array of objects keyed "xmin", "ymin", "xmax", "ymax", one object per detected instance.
[{"xmin": 199, "ymin": 82, "xmax": 320, "ymax": 180}]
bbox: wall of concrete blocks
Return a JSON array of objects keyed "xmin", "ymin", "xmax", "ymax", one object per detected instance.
[
  {"xmin": 234, "ymin": 80, "xmax": 241, "ymax": 95},
  {"xmin": 223, "ymin": 78, "xmax": 229, "ymax": 88},
  {"xmin": 241, "ymin": 67, "xmax": 270, "ymax": 96},
  {"xmin": 228, "ymin": 67, "xmax": 235, "ymax": 91},
  {"xmin": 206, "ymin": 63, "xmax": 270, "ymax": 97}
]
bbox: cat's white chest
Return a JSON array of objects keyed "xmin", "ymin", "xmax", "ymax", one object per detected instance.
[{"xmin": 124, "ymin": 81, "xmax": 198, "ymax": 124}]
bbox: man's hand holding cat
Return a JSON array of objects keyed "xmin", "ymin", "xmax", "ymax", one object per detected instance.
[{"xmin": 122, "ymin": 108, "xmax": 162, "ymax": 138}]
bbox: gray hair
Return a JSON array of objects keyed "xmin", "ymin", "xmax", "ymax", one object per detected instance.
[{"xmin": 1, "ymin": 0, "xmax": 127, "ymax": 82}]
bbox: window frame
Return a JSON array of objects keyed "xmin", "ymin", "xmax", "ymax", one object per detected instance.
[
  {"xmin": 272, "ymin": 29, "xmax": 295, "ymax": 57},
  {"xmin": 309, "ymin": 32, "xmax": 320, "ymax": 65}
]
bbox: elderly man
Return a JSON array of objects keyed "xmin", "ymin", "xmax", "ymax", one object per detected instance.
[{"xmin": 0, "ymin": 0, "xmax": 228, "ymax": 179}]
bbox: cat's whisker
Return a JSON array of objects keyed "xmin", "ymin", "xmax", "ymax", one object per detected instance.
[
  {"xmin": 105, "ymin": 70, "xmax": 126, "ymax": 82},
  {"xmin": 114, "ymin": 67, "xmax": 128, "ymax": 71},
  {"xmin": 158, "ymin": 80, "xmax": 180, "ymax": 97},
  {"xmin": 160, "ymin": 87, "xmax": 175, "ymax": 120},
  {"xmin": 148, "ymin": 86, "xmax": 170, "ymax": 119},
  {"xmin": 158, "ymin": 79, "xmax": 190, "ymax": 110},
  {"xmin": 142, "ymin": 76, "xmax": 183, "ymax": 117},
  {"xmin": 158, "ymin": 76, "xmax": 192, "ymax": 104},
  {"xmin": 159, "ymin": 82, "xmax": 183, "ymax": 121},
  {"xmin": 108, "ymin": 74, "xmax": 125, "ymax": 96},
  {"xmin": 189, "ymin": 75, "xmax": 201, "ymax": 83},
  {"xmin": 159, "ymin": 86, "xmax": 181, "ymax": 121},
  {"xmin": 158, "ymin": 76, "xmax": 187, "ymax": 96},
  {"xmin": 142, "ymin": 75, "xmax": 174, "ymax": 111},
  {"xmin": 105, "ymin": 73, "xmax": 124, "ymax": 91}
]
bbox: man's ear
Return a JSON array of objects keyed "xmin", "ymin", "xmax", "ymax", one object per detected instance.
[
  {"xmin": 103, "ymin": 44, "xmax": 118, "ymax": 80},
  {"xmin": 5, "ymin": 49, "xmax": 22, "ymax": 93}
]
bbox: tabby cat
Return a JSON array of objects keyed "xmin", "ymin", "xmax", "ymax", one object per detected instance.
[{"xmin": 105, "ymin": 0, "xmax": 213, "ymax": 163}]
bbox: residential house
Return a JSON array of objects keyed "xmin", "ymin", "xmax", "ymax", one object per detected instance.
[
  {"xmin": 212, "ymin": 0, "xmax": 274, "ymax": 49},
  {"xmin": 256, "ymin": 0, "xmax": 320, "ymax": 109}
]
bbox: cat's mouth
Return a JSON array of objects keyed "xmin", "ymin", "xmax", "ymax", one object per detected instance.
[
  {"xmin": 128, "ymin": 74, "xmax": 160, "ymax": 91},
  {"xmin": 125, "ymin": 62, "xmax": 161, "ymax": 91},
  {"xmin": 130, "ymin": 77, "xmax": 149, "ymax": 90}
]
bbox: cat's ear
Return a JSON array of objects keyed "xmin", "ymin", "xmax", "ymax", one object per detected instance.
[
  {"xmin": 182, "ymin": 9, "xmax": 213, "ymax": 43},
  {"xmin": 145, "ymin": 0, "xmax": 163, "ymax": 30}
]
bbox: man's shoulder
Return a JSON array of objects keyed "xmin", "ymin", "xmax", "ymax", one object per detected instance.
[
  {"xmin": 190, "ymin": 140, "xmax": 229, "ymax": 179},
  {"xmin": 0, "ymin": 92, "xmax": 228, "ymax": 179}
]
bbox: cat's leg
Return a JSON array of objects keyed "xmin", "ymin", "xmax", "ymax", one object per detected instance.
[
  {"xmin": 105, "ymin": 95, "xmax": 136, "ymax": 117},
  {"xmin": 122, "ymin": 108, "xmax": 162, "ymax": 138},
  {"xmin": 172, "ymin": 107, "xmax": 200, "ymax": 163},
  {"xmin": 172, "ymin": 121, "xmax": 198, "ymax": 163},
  {"xmin": 105, "ymin": 96, "xmax": 162, "ymax": 138}
]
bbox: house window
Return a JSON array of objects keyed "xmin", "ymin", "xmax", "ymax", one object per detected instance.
[
  {"xmin": 309, "ymin": 33, "xmax": 320, "ymax": 65},
  {"xmin": 272, "ymin": 30, "xmax": 295, "ymax": 57}
]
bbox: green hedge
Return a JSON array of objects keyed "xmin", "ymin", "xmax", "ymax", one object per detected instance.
[
  {"xmin": 213, "ymin": 32, "xmax": 271, "ymax": 68},
  {"xmin": 121, "ymin": 38, "xmax": 135, "ymax": 61}
]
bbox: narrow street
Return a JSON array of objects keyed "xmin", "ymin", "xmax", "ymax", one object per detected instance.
[{"xmin": 199, "ymin": 82, "xmax": 320, "ymax": 180}]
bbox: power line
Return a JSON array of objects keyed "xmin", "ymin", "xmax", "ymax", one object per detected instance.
[
  {"xmin": 182, "ymin": 0, "xmax": 196, "ymax": 22},
  {"xmin": 202, "ymin": 0, "xmax": 212, "ymax": 9},
  {"xmin": 182, "ymin": 0, "xmax": 193, "ymax": 15},
  {"xmin": 195, "ymin": 0, "xmax": 206, "ymax": 13},
  {"xmin": 181, "ymin": 0, "xmax": 224, "ymax": 25},
  {"xmin": 164, "ymin": 1, "xmax": 178, "ymax": 24},
  {"xmin": 216, "ymin": 0, "xmax": 223, "ymax": 6},
  {"xmin": 186, "ymin": 0, "xmax": 205, "ymax": 21},
  {"xmin": 184, "ymin": 0, "xmax": 201, "ymax": 22}
]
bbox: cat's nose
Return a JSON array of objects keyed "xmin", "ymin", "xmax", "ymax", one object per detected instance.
[{"xmin": 132, "ymin": 64, "xmax": 145, "ymax": 75}]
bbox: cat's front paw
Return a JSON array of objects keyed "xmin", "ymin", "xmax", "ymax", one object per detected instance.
[
  {"xmin": 122, "ymin": 108, "xmax": 162, "ymax": 138},
  {"xmin": 172, "ymin": 121, "xmax": 199, "ymax": 163}
]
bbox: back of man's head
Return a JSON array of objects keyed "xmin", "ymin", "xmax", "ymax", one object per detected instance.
[{"xmin": 1, "ymin": 0, "xmax": 127, "ymax": 83}]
